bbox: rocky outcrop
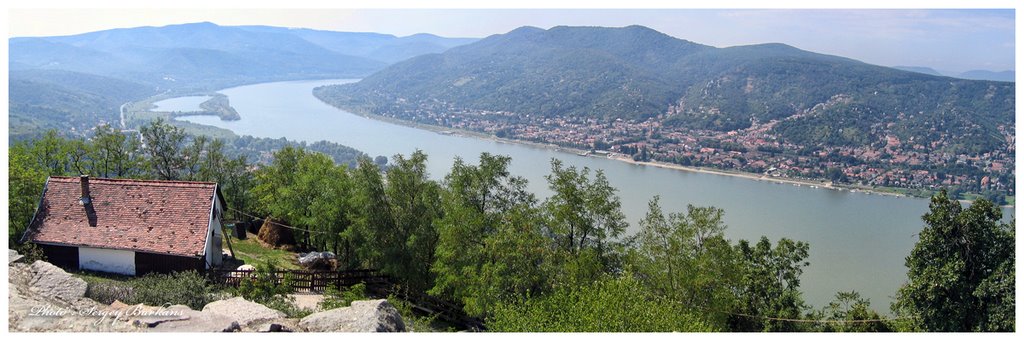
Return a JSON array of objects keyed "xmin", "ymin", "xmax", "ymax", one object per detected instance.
[
  {"xmin": 8, "ymin": 253, "xmax": 135, "ymax": 332},
  {"xmin": 202, "ymin": 297, "xmax": 287, "ymax": 326},
  {"xmin": 9, "ymin": 249, "xmax": 24, "ymax": 264},
  {"xmin": 28, "ymin": 260, "xmax": 89, "ymax": 302},
  {"xmin": 8, "ymin": 250, "xmax": 408, "ymax": 332},
  {"xmin": 299, "ymin": 299, "xmax": 406, "ymax": 332}
]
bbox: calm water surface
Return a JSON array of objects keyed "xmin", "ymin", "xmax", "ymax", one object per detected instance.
[{"xmin": 178, "ymin": 79, "xmax": 1012, "ymax": 311}]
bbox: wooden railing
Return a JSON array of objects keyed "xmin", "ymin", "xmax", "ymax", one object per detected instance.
[{"xmin": 206, "ymin": 269, "xmax": 388, "ymax": 293}]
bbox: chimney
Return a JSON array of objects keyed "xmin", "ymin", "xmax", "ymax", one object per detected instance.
[{"xmin": 79, "ymin": 175, "xmax": 92, "ymax": 205}]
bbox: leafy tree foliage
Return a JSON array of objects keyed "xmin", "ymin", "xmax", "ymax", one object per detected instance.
[
  {"xmin": 809, "ymin": 291, "xmax": 890, "ymax": 332},
  {"xmin": 430, "ymin": 153, "xmax": 549, "ymax": 317},
  {"xmin": 349, "ymin": 151, "xmax": 441, "ymax": 293},
  {"xmin": 252, "ymin": 146, "xmax": 354, "ymax": 254},
  {"xmin": 487, "ymin": 274, "xmax": 715, "ymax": 332},
  {"xmin": 627, "ymin": 196, "xmax": 743, "ymax": 327},
  {"xmin": 893, "ymin": 190, "xmax": 1015, "ymax": 332},
  {"xmin": 730, "ymin": 237, "xmax": 811, "ymax": 332},
  {"xmin": 8, "ymin": 143, "xmax": 46, "ymax": 244},
  {"xmin": 543, "ymin": 159, "xmax": 628, "ymax": 285},
  {"xmin": 138, "ymin": 118, "xmax": 182, "ymax": 179}
]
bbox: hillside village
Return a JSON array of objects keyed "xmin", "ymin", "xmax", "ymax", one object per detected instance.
[{"xmin": 367, "ymin": 105, "xmax": 1015, "ymax": 200}]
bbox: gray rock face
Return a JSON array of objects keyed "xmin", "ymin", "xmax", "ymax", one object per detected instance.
[
  {"xmin": 8, "ymin": 261, "xmax": 136, "ymax": 332},
  {"xmin": 299, "ymin": 299, "xmax": 406, "ymax": 332},
  {"xmin": 28, "ymin": 260, "xmax": 88, "ymax": 302},
  {"xmin": 202, "ymin": 297, "xmax": 287, "ymax": 326},
  {"xmin": 10, "ymin": 249, "xmax": 24, "ymax": 264}
]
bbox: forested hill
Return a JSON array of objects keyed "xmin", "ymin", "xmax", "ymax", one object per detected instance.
[
  {"xmin": 9, "ymin": 69, "xmax": 158, "ymax": 141},
  {"xmin": 317, "ymin": 25, "xmax": 1015, "ymax": 155},
  {"xmin": 10, "ymin": 22, "xmax": 477, "ymax": 90},
  {"xmin": 8, "ymin": 22, "xmax": 476, "ymax": 141},
  {"xmin": 10, "ymin": 22, "xmax": 380, "ymax": 91}
]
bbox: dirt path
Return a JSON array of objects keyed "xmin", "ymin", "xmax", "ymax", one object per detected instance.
[{"xmin": 289, "ymin": 294, "xmax": 324, "ymax": 311}]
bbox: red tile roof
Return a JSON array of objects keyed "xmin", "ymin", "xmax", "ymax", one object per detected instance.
[{"xmin": 26, "ymin": 176, "xmax": 221, "ymax": 258}]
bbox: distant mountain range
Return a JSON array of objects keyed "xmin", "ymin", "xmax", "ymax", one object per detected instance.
[
  {"xmin": 892, "ymin": 66, "xmax": 1014, "ymax": 82},
  {"xmin": 9, "ymin": 22, "xmax": 477, "ymax": 90},
  {"xmin": 317, "ymin": 25, "xmax": 1014, "ymax": 155},
  {"xmin": 8, "ymin": 22, "xmax": 477, "ymax": 139}
]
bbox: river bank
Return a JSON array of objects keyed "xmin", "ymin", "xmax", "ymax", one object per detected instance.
[{"xmin": 314, "ymin": 100, "xmax": 931, "ymax": 201}]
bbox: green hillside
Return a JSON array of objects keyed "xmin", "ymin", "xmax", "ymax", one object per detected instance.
[{"xmin": 317, "ymin": 25, "xmax": 1015, "ymax": 156}]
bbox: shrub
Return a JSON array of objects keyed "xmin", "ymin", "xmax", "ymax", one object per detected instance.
[
  {"xmin": 233, "ymin": 260, "xmax": 308, "ymax": 318},
  {"xmin": 131, "ymin": 270, "xmax": 217, "ymax": 310},
  {"xmin": 487, "ymin": 274, "xmax": 715, "ymax": 332},
  {"xmin": 319, "ymin": 283, "xmax": 368, "ymax": 310},
  {"xmin": 82, "ymin": 270, "xmax": 217, "ymax": 310},
  {"xmin": 14, "ymin": 243, "xmax": 46, "ymax": 263},
  {"xmin": 387, "ymin": 294, "xmax": 445, "ymax": 332},
  {"xmin": 84, "ymin": 279, "xmax": 134, "ymax": 305}
]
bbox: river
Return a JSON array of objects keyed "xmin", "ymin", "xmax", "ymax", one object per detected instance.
[{"xmin": 171, "ymin": 78, "xmax": 1005, "ymax": 312}]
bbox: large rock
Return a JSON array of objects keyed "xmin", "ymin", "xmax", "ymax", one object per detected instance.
[
  {"xmin": 8, "ymin": 261, "xmax": 136, "ymax": 332},
  {"xmin": 10, "ymin": 249, "xmax": 24, "ymax": 264},
  {"xmin": 146, "ymin": 304, "xmax": 242, "ymax": 332},
  {"xmin": 299, "ymin": 299, "xmax": 406, "ymax": 332},
  {"xmin": 28, "ymin": 260, "xmax": 88, "ymax": 301},
  {"xmin": 202, "ymin": 297, "xmax": 287, "ymax": 326}
]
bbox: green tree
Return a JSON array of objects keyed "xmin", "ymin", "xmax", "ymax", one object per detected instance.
[
  {"xmin": 487, "ymin": 274, "xmax": 715, "ymax": 332},
  {"xmin": 813, "ymin": 291, "xmax": 890, "ymax": 332},
  {"xmin": 626, "ymin": 196, "xmax": 743, "ymax": 328},
  {"xmin": 66, "ymin": 138, "xmax": 95, "ymax": 176},
  {"xmin": 543, "ymin": 159, "xmax": 627, "ymax": 285},
  {"xmin": 892, "ymin": 190, "xmax": 1014, "ymax": 332},
  {"xmin": 253, "ymin": 146, "xmax": 352, "ymax": 253},
  {"xmin": 8, "ymin": 143, "xmax": 46, "ymax": 244},
  {"xmin": 139, "ymin": 118, "xmax": 187, "ymax": 180},
  {"xmin": 350, "ymin": 151, "xmax": 441, "ymax": 293},
  {"xmin": 731, "ymin": 237, "xmax": 811, "ymax": 332},
  {"xmin": 430, "ymin": 153, "xmax": 549, "ymax": 317},
  {"xmin": 31, "ymin": 130, "xmax": 70, "ymax": 175},
  {"xmin": 92, "ymin": 124, "xmax": 143, "ymax": 178}
]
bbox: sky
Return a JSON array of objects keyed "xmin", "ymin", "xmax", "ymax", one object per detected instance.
[{"xmin": 6, "ymin": 6, "xmax": 1017, "ymax": 74}]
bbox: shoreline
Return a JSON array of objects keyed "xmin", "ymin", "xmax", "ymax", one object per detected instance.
[{"xmin": 314, "ymin": 99, "xmax": 957, "ymax": 202}]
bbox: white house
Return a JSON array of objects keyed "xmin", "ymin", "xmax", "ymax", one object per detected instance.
[{"xmin": 24, "ymin": 175, "xmax": 227, "ymax": 275}]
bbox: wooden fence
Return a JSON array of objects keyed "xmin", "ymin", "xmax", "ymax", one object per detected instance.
[{"xmin": 206, "ymin": 269, "xmax": 389, "ymax": 293}]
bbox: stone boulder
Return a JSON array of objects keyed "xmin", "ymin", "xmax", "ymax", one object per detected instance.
[
  {"xmin": 28, "ymin": 260, "xmax": 88, "ymax": 302},
  {"xmin": 8, "ymin": 260, "xmax": 135, "ymax": 332},
  {"xmin": 202, "ymin": 297, "xmax": 287, "ymax": 326},
  {"xmin": 10, "ymin": 249, "xmax": 24, "ymax": 264},
  {"xmin": 299, "ymin": 299, "xmax": 405, "ymax": 332}
]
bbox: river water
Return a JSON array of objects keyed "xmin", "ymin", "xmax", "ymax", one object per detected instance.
[{"xmin": 176, "ymin": 78, "xmax": 1006, "ymax": 312}]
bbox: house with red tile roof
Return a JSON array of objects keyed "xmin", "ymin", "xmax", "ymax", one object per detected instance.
[{"xmin": 22, "ymin": 175, "xmax": 227, "ymax": 275}]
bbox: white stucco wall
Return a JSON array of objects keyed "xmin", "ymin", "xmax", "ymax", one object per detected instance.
[
  {"xmin": 79, "ymin": 247, "xmax": 136, "ymax": 275},
  {"xmin": 204, "ymin": 193, "xmax": 224, "ymax": 268}
]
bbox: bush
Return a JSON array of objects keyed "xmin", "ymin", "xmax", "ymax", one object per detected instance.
[
  {"xmin": 131, "ymin": 270, "xmax": 217, "ymax": 310},
  {"xmin": 319, "ymin": 283, "xmax": 368, "ymax": 310},
  {"xmin": 387, "ymin": 294, "xmax": 445, "ymax": 332},
  {"xmin": 83, "ymin": 270, "xmax": 218, "ymax": 310},
  {"xmin": 84, "ymin": 279, "xmax": 134, "ymax": 305},
  {"xmin": 487, "ymin": 274, "xmax": 715, "ymax": 332},
  {"xmin": 14, "ymin": 243, "xmax": 46, "ymax": 263},
  {"xmin": 233, "ymin": 260, "xmax": 309, "ymax": 318}
]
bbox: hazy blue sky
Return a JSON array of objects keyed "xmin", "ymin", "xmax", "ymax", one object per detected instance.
[{"xmin": 8, "ymin": 8, "xmax": 1015, "ymax": 73}]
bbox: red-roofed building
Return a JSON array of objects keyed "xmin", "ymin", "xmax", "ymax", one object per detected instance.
[{"xmin": 22, "ymin": 175, "xmax": 227, "ymax": 275}]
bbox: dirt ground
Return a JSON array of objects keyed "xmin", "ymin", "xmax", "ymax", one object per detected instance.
[{"xmin": 289, "ymin": 294, "xmax": 324, "ymax": 311}]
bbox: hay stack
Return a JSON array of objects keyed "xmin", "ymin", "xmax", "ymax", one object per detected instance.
[{"xmin": 257, "ymin": 217, "xmax": 296, "ymax": 248}]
